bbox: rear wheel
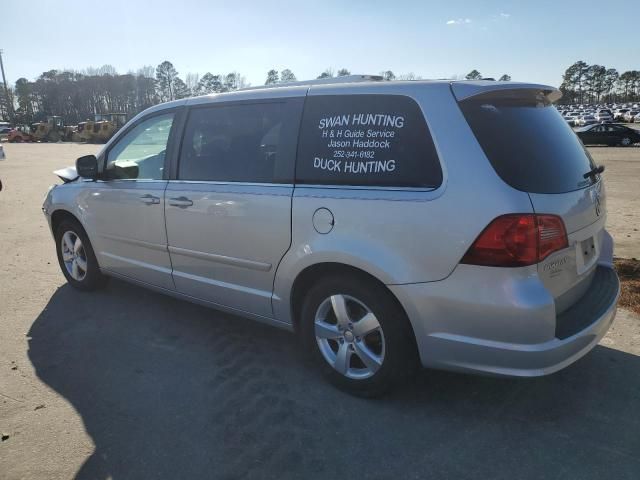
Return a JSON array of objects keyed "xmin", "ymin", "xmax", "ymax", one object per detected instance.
[
  {"xmin": 620, "ymin": 137, "xmax": 632, "ymax": 147},
  {"xmin": 300, "ymin": 274, "xmax": 418, "ymax": 397},
  {"xmin": 55, "ymin": 219, "xmax": 107, "ymax": 291}
]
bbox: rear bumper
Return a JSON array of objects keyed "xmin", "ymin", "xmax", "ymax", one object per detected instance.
[{"xmin": 390, "ymin": 265, "xmax": 620, "ymax": 377}]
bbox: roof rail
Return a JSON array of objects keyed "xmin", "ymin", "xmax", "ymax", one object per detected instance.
[{"xmin": 239, "ymin": 74, "xmax": 385, "ymax": 91}]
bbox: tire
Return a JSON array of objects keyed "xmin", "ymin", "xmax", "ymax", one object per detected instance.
[
  {"xmin": 620, "ymin": 137, "xmax": 632, "ymax": 147},
  {"xmin": 54, "ymin": 219, "xmax": 108, "ymax": 291},
  {"xmin": 300, "ymin": 274, "xmax": 418, "ymax": 397}
]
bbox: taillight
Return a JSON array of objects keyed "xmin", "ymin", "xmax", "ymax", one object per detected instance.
[{"xmin": 461, "ymin": 214, "xmax": 568, "ymax": 267}]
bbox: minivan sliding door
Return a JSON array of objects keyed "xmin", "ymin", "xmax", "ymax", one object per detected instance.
[{"xmin": 165, "ymin": 98, "xmax": 304, "ymax": 318}]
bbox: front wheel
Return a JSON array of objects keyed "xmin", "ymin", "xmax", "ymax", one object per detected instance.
[
  {"xmin": 55, "ymin": 219, "xmax": 108, "ymax": 291},
  {"xmin": 620, "ymin": 137, "xmax": 632, "ymax": 147},
  {"xmin": 300, "ymin": 274, "xmax": 418, "ymax": 397}
]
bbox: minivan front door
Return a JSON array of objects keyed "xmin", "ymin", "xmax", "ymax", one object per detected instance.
[
  {"xmin": 84, "ymin": 111, "xmax": 179, "ymax": 290},
  {"xmin": 164, "ymin": 99, "xmax": 303, "ymax": 318}
]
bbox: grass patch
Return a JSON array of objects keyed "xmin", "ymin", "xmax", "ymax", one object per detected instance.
[{"xmin": 615, "ymin": 257, "xmax": 640, "ymax": 315}]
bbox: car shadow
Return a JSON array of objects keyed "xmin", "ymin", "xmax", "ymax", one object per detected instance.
[{"xmin": 28, "ymin": 281, "xmax": 640, "ymax": 480}]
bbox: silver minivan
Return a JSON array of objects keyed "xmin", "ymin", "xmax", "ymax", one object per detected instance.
[{"xmin": 43, "ymin": 77, "xmax": 620, "ymax": 396}]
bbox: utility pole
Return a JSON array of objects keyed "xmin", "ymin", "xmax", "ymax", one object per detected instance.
[{"xmin": 0, "ymin": 49, "xmax": 15, "ymax": 123}]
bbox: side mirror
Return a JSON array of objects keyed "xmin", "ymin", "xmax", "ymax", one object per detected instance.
[{"xmin": 76, "ymin": 155, "xmax": 99, "ymax": 180}]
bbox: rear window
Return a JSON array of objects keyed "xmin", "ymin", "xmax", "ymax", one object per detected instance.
[
  {"xmin": 459, "ymin": 91, "xmax": 597, "ymax": 194},
  {"xmin": 296, "ymin": 94, "xmax": 442, "ymax": 188}
]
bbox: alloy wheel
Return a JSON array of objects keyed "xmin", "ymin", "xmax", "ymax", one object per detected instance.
[
  {"xmin": 61, "ymin": 231, "xmax": 88, "ymax": 281},
  {"xmin": 314, "ymin": 294, "xmax": 385, "ymax": 379}
]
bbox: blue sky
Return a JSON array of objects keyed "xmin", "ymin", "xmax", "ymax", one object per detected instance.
[{"xmin": 2, "ymin": 0, "xmax": 638, "ymax": 87}]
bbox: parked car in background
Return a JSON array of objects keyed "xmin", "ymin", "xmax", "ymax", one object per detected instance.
[
  {"xmin": 575, "ymin": 114, "xmax": 597, "ymax": 126},
  {"xmin": 576, "ymin": 123, "xmax": 640, "ymax": 146},
  {"xmin": 0, "ymin": 127, "xmax": 11, "ymax": 141},
  {"xmin": 633, "ymin": 112, "xmax": 640, "ymax": 123},
  {"xmin": 623, "ymin": 111, "xmax": 639, "ymax": 123},
  {"xmin": 614, "ymin": 109, "xmax": 630, "ymax": 121},
  {"xmin": 42, "ymin": 78, "xmax": 620, "ymax": 396},
  {"xmin": 594, "ymin": 110, "xmax": 613, "ymax": 123}
]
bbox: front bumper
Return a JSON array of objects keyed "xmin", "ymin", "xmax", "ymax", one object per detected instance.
[{"xmin": 390, "ymin": 264, "xmax": 620, "ymax": 377}]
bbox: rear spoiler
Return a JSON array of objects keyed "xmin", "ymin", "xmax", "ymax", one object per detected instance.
[{"xmin": 451, "ymin": 81, "xmax": 562, "ymax": 103}]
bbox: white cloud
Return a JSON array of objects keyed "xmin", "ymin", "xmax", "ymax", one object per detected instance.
[
  {"xmin": 499, "ymin": 12, "xmax": 511, "ymax": 18},
  {"xmin": 446, "ymin": 18, "xmax": 472, "ymax": 25}
]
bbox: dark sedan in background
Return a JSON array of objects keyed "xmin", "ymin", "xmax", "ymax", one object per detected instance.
[{"xmin": 576, "ymin": 123, "xmax": 640, "ymax": 146}]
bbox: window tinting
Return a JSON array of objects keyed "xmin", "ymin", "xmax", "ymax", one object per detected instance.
[
  {"xmin": 105, "ymin": 113, "xmax": 174, "ymax": 180},
  {"xmin": 178, "ymin": 100, "xmax": 302, "ymax": 183},
  {"xmin": 459, "ymin": 91, "xmax": 597, "ymax": 194},
  {"xmin": 296, "ymin": 94, "xmax": 442, "ymax": 188}
]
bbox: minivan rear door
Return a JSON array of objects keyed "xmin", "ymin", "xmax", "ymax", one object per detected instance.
[{"xmin": 456, "ymin": 84, "xmax": 605, "ymax": 313}]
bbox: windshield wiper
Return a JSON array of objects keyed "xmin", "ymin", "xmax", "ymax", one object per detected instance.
[{"xmin": 583, "ymin": 165, "xmax": 605, "ymax": 179}]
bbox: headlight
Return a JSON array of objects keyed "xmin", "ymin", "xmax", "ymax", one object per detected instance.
[{"xmin": 42, "ymin": 185, "xmax": 56, "ymax": 214}]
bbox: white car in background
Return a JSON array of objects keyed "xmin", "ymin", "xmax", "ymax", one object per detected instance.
[
  {"xmin": 565, "ymin": 112, "xmax": 581, "ymax": 126},
  {"xmin": 594, "ymin": 110, "xmax": 613, "ymax": 123},
  {"xmin": 615, "ymin": 109, "xmax": 630, "ymax": 121},
  {"xmin": 623, "ymin": 111, "xmax": 639, "ymax": 123},
  {"xmin": 575, "ymin": 114, "xmax": 597, "ymax": 126},
  {"xmin": 563, "ymin": 114, "xmax": 577, "ymax": 126}
]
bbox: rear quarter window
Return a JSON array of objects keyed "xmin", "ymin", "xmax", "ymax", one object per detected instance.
[{"xmin": 296, "ymin": 94, "xmax": 442, "ymax": 188}]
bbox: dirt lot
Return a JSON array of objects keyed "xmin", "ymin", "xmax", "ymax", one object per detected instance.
[
  {"xmin": 588, "ymin": 145, "xmax": 640, "ymax": 259},
  {"xmin": 1, "ymin": 143, "xmax": 639, "ymax": 480}
]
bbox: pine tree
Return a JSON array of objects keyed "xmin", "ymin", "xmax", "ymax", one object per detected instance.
[
  {"xmin": 155, "ymin": 61, "xmax": 180, "ymax": 101},
  {"xmin": 465, "ymin": 69, "xmax": 482, "ymax": 80},
  {"xmin": 317, "ymin": 68, "xmax": 334, "ymax": 79},
  {"xmin": 265, "ymin": 70, "xmax": 279, "ymax": 85},
  {"xmin": 173, "ymin": 78, "xmax": 191, "ymax": 99},
  {"xmin": 197, "ymin": 73, "xmax": 223, "ymax": 94},
  {"xmin": 280, "ymin": 69, "xmax": 297, "ymax": 83},
  {"xmin": 381, "ymin": 70, "xmax": 395, "ymax": 81}
]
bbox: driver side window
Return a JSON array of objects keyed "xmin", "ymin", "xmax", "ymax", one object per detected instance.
[{"xmin": 105, "ymin": 113, "xmax": 174, "ymax": 180}]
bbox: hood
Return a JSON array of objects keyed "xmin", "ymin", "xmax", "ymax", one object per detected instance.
[{"xmin": 53, "ymin": 165, "xmax": 78, "ymax": 183}]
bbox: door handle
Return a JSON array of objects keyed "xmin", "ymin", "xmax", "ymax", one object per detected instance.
[
  {"xmin": 139, "ymin": 194, "xmax": 160, "ymax": 205},
  {"xmin": 168, "ymin": 196, "xmax": 194, "ymax": 208}
]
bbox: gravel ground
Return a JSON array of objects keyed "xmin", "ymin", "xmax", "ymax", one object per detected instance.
[
  {"xmin": 587, "ymin": 145, "xmax": 640, "ymax": 259},
  {"xmin": 1, "ymin": 143, "xmax": 639, "ymax": 480}
]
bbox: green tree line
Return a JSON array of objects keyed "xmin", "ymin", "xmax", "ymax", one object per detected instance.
[
  {"xmin": 0, "ymin": 61, "xmax": 249, "ymax": 125},
  {"xmin": 559, "ymin": 61, "xmax": 640, "ymax": 104},
  {"xmin": 1, "ymin": 60, "xmax": 638, "ymax": 125}
]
